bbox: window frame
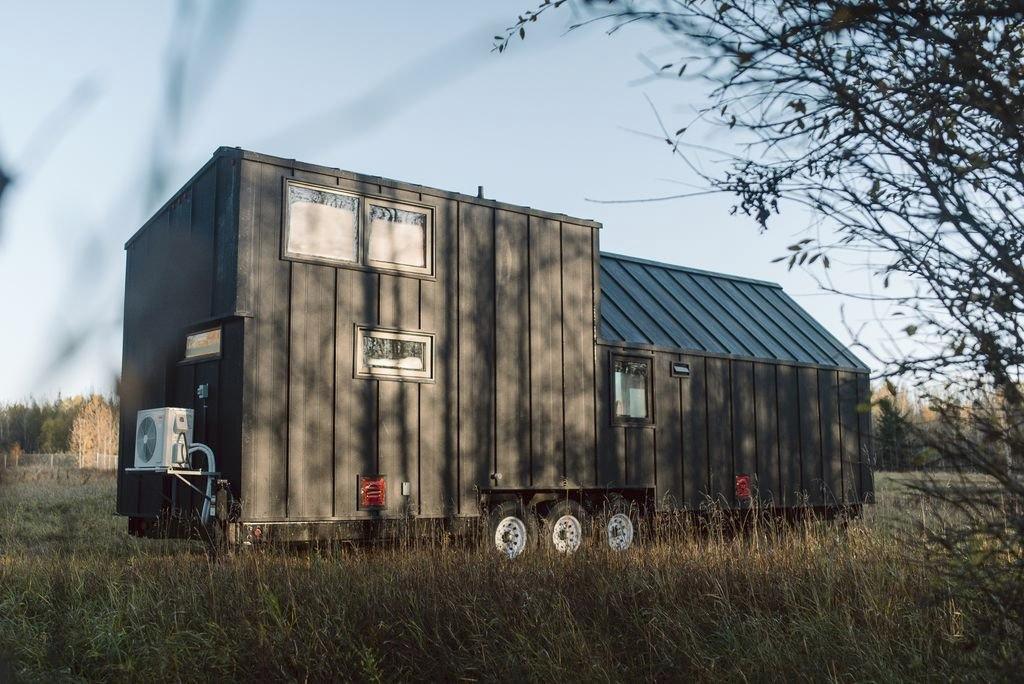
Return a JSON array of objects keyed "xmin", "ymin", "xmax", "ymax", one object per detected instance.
[
  {"xmin": 182, "ymin": 326, "xmax": 222, "ymax": 362},
  {"xmin": 363, "ymin": 196, "xmax": 434, "ymax": 277},
  {"xmin": 281, "ymin": 179, "xmax": 362, "ymax": 268},
  {"xmin": 354, "ymin": 325, "xmax": 435, "ymax": 383},
  {"xmin": 610, "ymin": 352, "xmax": 655, "ymax": 427},
  {"xmin": 281, "ymin": 178, "xmax": 436, "ymax": 278}
]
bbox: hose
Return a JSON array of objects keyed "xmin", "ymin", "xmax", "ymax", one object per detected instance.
[{"xmin": 187, "ymin": 443, "xmax": 217, "ymax": 524}]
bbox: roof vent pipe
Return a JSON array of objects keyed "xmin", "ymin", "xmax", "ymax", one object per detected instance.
[{"xmin": 477, "ymin": 185, "xmax": 484, "ymax": 199}]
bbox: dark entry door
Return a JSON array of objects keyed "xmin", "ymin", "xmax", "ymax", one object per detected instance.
[{"xmin": 174, "ymin": 360, "xmax": 220, "ymax": 455}]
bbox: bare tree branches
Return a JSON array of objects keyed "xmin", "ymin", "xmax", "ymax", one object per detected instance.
[{"xmin": 502, "ymin": 0, "xmax": 1024, "ymax": 667}]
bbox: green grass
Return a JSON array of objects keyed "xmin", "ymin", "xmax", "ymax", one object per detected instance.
[{"xmin": 0, "ymin": 468, "xmax": 1005, "ymax": 682}]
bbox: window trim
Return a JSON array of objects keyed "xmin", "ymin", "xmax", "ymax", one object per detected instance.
[
  {"xmin": 354, "ymin": 325, "xmax": 435, "ymax": 383},
  {"xmin": 281, "ymin": 178, "xmax": 436, "ymax": 278},
  {"xmin": 610, "ymin": 352, "xmax": 654, "ymax": 427},
  {"xmin": 281, "ymin": 179, "xmax": 362, "ymax": 268},
  {"xmin": 182, "ymin": 326, "xmax": 222, "ymax": 362},
  {"xmin": 363, "ymin": 196, "xmax": 435, "ymax": 277}
]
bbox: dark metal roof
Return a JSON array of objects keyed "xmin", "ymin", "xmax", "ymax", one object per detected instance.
[{"xmin": 598, "ymin": 252, "xmax": 868, "ymax": 371}]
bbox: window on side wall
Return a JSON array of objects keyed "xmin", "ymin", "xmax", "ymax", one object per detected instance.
[
  {"xmin": 281, "ymin": 179, "xmax": 434, "ymax": 277},
  {"xmin": 611, "ymin": 354, "xmax": 653, "ymax": 426},
  {"xmin": 184, "ymin": 327, "xmax": 221, "ymax": 360},
  {"xmin": 283, "ymin": 181, "xmax": 360, "ymax": 266},
  {"xmin": 356, "ymin": 327, "xmax": 434, "ymax": 382},
  {"xmin": 365, "ymin": 200, "xmax": 431, "ymax": 274}
]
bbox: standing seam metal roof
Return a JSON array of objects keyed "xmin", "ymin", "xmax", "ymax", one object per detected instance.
[{"xmin": 598, "ymin": 252, "xmax": 868, "ymax": 370}]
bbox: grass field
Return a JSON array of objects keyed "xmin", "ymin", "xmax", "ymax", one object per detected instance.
[{"xmin": 0, "ymin": 468, "xmax": 1007, "ymax": 682}]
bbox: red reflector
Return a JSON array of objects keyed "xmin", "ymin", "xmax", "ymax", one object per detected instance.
[
  {"xmin": 735, "ymin": 474, "xmax": 751, "ymax": 500},
  {"xmin": 359, "ymin": 476, "xmax": 387, "ymax": 509}
]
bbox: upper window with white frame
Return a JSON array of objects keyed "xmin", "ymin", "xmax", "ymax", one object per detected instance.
[{"xmin": 283, "ymin": 179, "xmax": 434, "ymax": 277}]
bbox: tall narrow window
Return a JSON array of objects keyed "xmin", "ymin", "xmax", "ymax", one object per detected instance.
[
  {"xmin": 355, "ymin": 327, "xmax": 434, "ymax": 382},
  {"xmin": 611, "ymin": 355, "xmax": 653, "ymax": 425},
  {"xmin": 365, "ymin": 200, "xmax": 432, "ymax": 274},
  {"xmin": 283, "ymin": 181, "xmax": 360, "ymax": 265}
]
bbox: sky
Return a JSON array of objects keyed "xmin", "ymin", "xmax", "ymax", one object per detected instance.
[{"xmin": 0, "ymin": 1, "xmax": 897, "ymax": 403}]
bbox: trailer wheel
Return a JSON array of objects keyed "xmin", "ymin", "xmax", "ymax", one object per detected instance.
[
  {"xmin": 603, "ymin": 494, "xmax": 636, "ymax": 552},
  {"xmin": 489, "ymin": 501, "xmax": 535, "ymax": 559},
  {"xmin": 544, "ymin": 500, "xmax": 586, "ymax": 554}
]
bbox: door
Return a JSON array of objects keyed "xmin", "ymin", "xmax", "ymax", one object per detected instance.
[{"xmin": 174, "ymin": 360, "xmax": 220, "ymax": 456}]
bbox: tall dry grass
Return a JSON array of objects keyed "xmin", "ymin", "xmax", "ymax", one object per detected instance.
[{"xmin": 0, "ymin": 469, "xmax": 1003, "ymax": 681}]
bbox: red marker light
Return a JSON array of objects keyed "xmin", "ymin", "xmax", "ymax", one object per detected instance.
[
  {"xmin": 359, "ymin": 476, "xmax": 387, "ymax": 509},
  {"xmin": 735, "ymin": 474, "xmax": 751, "ymax": 501}
]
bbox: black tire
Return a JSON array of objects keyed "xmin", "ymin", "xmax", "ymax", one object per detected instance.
[
  {"xmin": 543, "ymin": 499, "xmax": 587, "ymax": 554},
  {"xmin": 488, "ymin": 500, "xmax": 537, "ymax": 558},
  {"xmin": 602, "ymin": 494, "xmax": 639, "ymax": 551}
]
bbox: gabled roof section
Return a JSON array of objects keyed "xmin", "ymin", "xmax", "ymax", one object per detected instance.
[{"xmin": 598, "ymin": 252, "xmax": 868, "ymax": 371}]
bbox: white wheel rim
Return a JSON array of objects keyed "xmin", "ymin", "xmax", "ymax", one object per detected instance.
[
  {"xmin": 607, "ymin": 513, "xmax": 634, "ymax": 551},
  {"xmin": 494, "ymin": 516, "xmax": 528, "ymax": 558},
  {"xmin": 550, "ymin": 514, "xmax": 583, "ymax": 554}
]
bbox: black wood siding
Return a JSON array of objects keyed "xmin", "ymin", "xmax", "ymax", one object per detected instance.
[
  {"xmin": 119, "ymin": 148, "xmax": 872, "ymax": 523},
  {"xmin": 596, "ymin": 344, "xmax": 873, "ymax": 510},
  {"xmin": 236, "ymin": 157, "xmax": 599, "ymax": 521},
  {"xmin": 117, "ymin": 154, "xmax": 243, "ymax": 516}
]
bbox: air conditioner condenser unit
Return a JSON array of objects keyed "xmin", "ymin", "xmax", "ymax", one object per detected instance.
[{"xmin": 134, "ymin": 407, "xmax": 194, "ymax": 469}]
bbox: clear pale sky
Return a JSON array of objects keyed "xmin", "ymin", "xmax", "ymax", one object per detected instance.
[{"xmin": 0, "ymin": 1, "xmax": 893, "ymax": 402}]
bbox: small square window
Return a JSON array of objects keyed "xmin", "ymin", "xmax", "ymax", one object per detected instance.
[
  {"xmin": 612, "ymin": 355, "xmax": 653, "ymax": 425},
  {"xmin": 283, "ymin": 181, "xmax": 360, "ymax": 265},
  {"xmin": 356, "ymin": 327, "xmax": 434, "ymax": 382},
  {"xmin": 185, "ymin": 327, "xmax": 221, "ymax": 359}
]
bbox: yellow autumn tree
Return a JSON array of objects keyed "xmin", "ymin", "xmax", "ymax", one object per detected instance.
[{"xmin": 69, "ymin": 396, "xmax": 118, "ymax": 468}]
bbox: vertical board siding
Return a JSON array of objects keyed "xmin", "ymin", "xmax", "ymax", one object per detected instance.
[
  {"xmin": 333, "ymin": 269, "xmax": 379, "ymax": 517},
  {"xmin": 529, "ymin": 216, "xmax": 564, "ymax": 485},
  {"xmin": 286, "ymin": 170, "xmax": 338, "ymax": 520},
  {"xmin": 595, "ymin": 347, "xmax": 624, "ymax": 486},
  {"xmin": 837, "ymin": 371, "xmax": 862, "ymax": 504},
  {"xmin": 457, "ymin": 202, "xmax": 495, "ymax": 514},
  {"xmin": 775, "ymin": 365, "xmax": 802, "ymax": 506},
  {"xmin": 212, "ymin": 155, "xmax": 240, "ymax": 316},
  {"xmin": 797, "ymin": 367, "xmax": 823, "ymax": 505},
  {"xmin": 731, "ymin": 360, "xmax": 756, "ymax": 505},
  {"xmin": 625, "ymin": 428, "xmax": 654, "ymax": 486},
  {"xmin": 681, "ymin": 354, "xmax": 708, "ymax": 508},
  {"xmin": 237, "ymin": 161, "xmax": 260, "ymax": 509},
  {"xmin": 561, "ymin": 222, "xmax": 597, "ymax": 486},
  {"xmin": 118, "ymin": 159, "xmax": 239, "ymax": 517},
  {"xmin": 251, "ymin": 162, "xmax": 291, "ymax": 518},
  {"xmin": 705, "ymin": 357, "xmax": 733, "ymax": 505},
  {"xmin": 818, "ymin": 369, "xmax": 844, "ymax": 505},
  {"xmin": 495, "ymin": 209, "xmax": 531, "ymax": 489},
  {"xmin": 753, "ymin": 363, "xmax": 780, "ymax": 504},
  {"xmin": 218, "ymin": 319, "xmax": 246, "ymax": 489},
  {"xmin": 591, "ymin": 351, "xmax": 870, "ymax": 513},
  {"xmin": 286, "ymin": 261, "xmax": 335, "ymax": 518},
  {"xmin": 376, "ymin": 272, "xmax": 420, "ymax": 517},
  {"xmin": 418, "ymin": 197, "xmax": 458, "ymax": 516},
  {"xmin": 856, "ymin": 374, "xmax": 875, "ymax": 503},
  {"xmin": 654, "ymin": 352, "xmax": 683, "ymax": 506},
  {"xmin": 131, "ymin": 153, "xmax": 877, "ymax": 523},
  {"xmin": 375, "ymin": 181, "xmax": 429, "ymax": 516}
]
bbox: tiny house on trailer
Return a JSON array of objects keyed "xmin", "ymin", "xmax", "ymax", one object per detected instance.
[{"xmin": 118, "ymin": 147, "xmax": 873, "ymax": 555}]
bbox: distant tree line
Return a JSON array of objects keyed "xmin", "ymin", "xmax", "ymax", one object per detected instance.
[
  {"xmin": 873, "ymin": 384, "xmax": 1019, "ymax": 474},
  {"xmin": 873, "ymin": 386, "xmax": 937, "ymax": 471},
  {"xmin": 0, "ymin": 394, "xmax": 118, "ymax": 466}
]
